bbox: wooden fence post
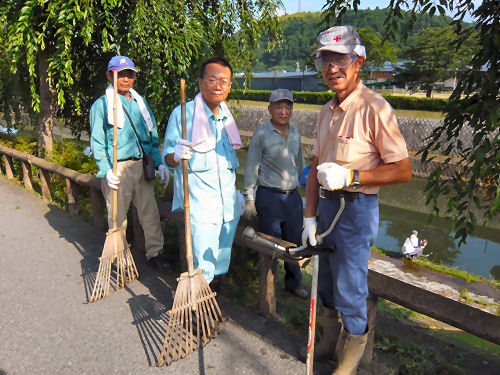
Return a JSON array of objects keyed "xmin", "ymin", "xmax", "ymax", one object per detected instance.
[
  {"xmin": 22, "ymin": 161, "xmax": 34, "ymax": 190},
  {"xmin": 89, "ymin": 187, "xmax": 106, "ymax": 231},
  {"xmin": 258, "ymin": 253, "xmax": 277, "ymax": 316},
  {"xmin": 4, "ymin": 155, "xmax": 15, "ymax": 179},
  {"xmin": 362, "ymin": 293, "xmax": 379, "ymax": 364},
  {"xmin": 39, "ymin": 168, "xmax": 52, "ymax": 202},
  {"xmin": 65, "ymin": 178, "xmax": 79, "ymax": 216}
]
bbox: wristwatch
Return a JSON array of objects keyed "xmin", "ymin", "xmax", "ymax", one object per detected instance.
[{"xmin": 350, "ymin": 169, "xmax": 361, "ymax": 189}]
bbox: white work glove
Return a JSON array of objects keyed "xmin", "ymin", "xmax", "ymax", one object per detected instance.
[
  {"xmin": 302, "ymin": 217, "xmax": 318, "ymax": 246},
  {"xmin": 316, "ymin": 162, "xmax": 352, "ymax": 191},
  {"xmin": 243, "ymin": 199, "xmax": 257, "ymax": 220},
  {"xmin": 173, "ymin": 139, "xmax": 193, "ymax": 163},
  {"xmin": 237, "ymin": 190, "xmax": 245, "ymax": 214},
  {"xmin": 105, "ymin": 169, "xmax": 121, "ymax": 190},
  {"xmin": 157, "ymin": 164, "xmax": 170, "ymax": 185}
]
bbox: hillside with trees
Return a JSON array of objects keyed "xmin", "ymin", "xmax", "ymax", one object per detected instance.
[{"xmin": 253, "ymin": 8, "xmax": 455, "ymax": 72}]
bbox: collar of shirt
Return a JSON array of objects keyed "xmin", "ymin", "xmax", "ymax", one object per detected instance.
[
  {"xmin": 264, "ymin": 121, "xmax": 296, "ymax": 136},
  {"xmin": 328, "ymin": 81, "xmax": 364, "ymax": 114},
  {"xmin": 202, "ymin": 99, "xmax": 227, "ymax": 122}
]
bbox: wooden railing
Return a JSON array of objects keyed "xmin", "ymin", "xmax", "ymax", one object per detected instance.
[
  {"xmin": 1, "ymin": 144, "xmax": 498, "ymax": 364},
  {"xmin": 0, "ymin": 144, "xmax": 106, "ymax": 230}
]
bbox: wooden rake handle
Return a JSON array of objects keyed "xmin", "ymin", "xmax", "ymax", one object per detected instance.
[
  {"xmin": 180, "ymin": 79, "xmax": 194, "ymax": 276},
  {"xmin": 112, "ymin": 70, "xmax": 119, "ymax": 230}
]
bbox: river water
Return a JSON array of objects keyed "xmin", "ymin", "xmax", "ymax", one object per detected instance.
[{"xmin": 376, "ymin": 176, "xmax": 500, "ymax": 281}]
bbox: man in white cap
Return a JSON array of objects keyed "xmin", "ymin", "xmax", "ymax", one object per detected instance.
[
  {"xmin": 402, "ymin": 230, "xmax": 427, "ymax": 259},
  {"xmin": 301, "ymin": 26, "xmax": 412, "ymax": 374},
  {"xmin": 243, "ymin": 88, "xmax": 308, "ymax": 299},
  {"xmin": 90, "ymin": 56, "xmax": 171, "ymax": 272}
]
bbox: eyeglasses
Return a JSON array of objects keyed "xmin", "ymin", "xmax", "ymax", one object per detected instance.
[
  {"xmin": 314, "ymin": 53, "xmax": 358, "ymax": 71},
  {"xmin": 270, "ymin": 103, "xmax": 293, "ymax": 112},
  {"xmin": 205, "ymin": 78, "xmax": 232, "ymax": 88}
]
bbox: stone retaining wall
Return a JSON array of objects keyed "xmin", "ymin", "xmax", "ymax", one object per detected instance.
[{"xmin": 231, "ymin": 106, "xmax": 462, "ymax": 179}]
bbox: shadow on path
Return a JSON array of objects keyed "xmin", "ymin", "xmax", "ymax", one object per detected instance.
[{"xmin": 41, "ymin": 202, "xmax": 311, "ymax": 372}]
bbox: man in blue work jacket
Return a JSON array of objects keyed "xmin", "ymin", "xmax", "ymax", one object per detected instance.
[
  {"xmin": 90, "ymin": 56, "xmax": 171, "ymax": 272},
  {"xmin": 163, "ymin": 57, "xmax": 245, "ymax": 289},
  {"xmin": 243, "ymin": 88, "xmax": 308, "ymax": 299}
]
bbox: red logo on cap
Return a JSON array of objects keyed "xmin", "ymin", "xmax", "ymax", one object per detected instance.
[{"xmin": 333, "ymin": 34, "xmax": 342, "ymax": 42}]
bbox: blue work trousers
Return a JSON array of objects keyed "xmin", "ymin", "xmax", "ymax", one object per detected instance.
[
  {"xmin": 317, "ymin": 192, "xmax": 379, "ymax": 335},
  {"xmin": 191, "ymin": 217, "xmax": 239, "ymax": 283},
  {"xmin": 255, "ymin": 187, "xmax": 303, "ymax": 290}
]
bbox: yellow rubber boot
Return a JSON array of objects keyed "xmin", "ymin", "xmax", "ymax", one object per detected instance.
[
  {"xmin": 332, "ymin": 327, "xmax": 368, "ymax": 375},
  {"xmin": 298, "ymin": 307, "xmax": 341, "ymax": 362}
]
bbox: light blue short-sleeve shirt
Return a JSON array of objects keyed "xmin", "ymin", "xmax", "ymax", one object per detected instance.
[{"xmin": 163, "ymin": 97, "xmax": 241, "ymax": 224}]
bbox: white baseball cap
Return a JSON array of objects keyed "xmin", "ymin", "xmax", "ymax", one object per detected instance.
[{"xmin": 312, "ymin": 25, "xmax": 366, "ymax": 58}]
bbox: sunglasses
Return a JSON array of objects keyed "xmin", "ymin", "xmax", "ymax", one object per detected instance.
[{"xmin": 314, "ymin": 53, "xmax": 358, "ymax": 71}]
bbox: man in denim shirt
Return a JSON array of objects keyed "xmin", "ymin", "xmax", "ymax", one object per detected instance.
[
  {"xmin": 90, "ymin": 56, "xmax": 171, "ymax": 272},
  {"xmin": 163, "ymin": 57, "xmax": 245, "ymax": 289},
  {"xmin": 243, "ymin": 88, "xmax": 308, "ymax": 299}
]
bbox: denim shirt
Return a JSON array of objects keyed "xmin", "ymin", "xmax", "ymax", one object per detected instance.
[
  {"xmin": 89, "ymin": 94, "xmax": 161, "ymax": 177},
  {"xmin": 163, "ymin": 98, "xmax": 240, "ymax": 224}
]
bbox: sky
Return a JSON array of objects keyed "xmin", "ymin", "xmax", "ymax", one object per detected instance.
[
  {"xmin": 281, "ymin": 0, "xmax": 478, "ymax": 22},
  {"xmin": 282, "ymin": 0, "xmax": 391, "ymax": 13}
]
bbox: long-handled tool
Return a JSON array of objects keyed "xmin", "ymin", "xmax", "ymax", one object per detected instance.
[
  {"xmin": 243, "ymin": 194, "xmax": 345, "ymax": 375},
  {"xmin": 89, "ymin": 70, "xmax": 139, "ymax": 302},
  {"xmin": 157, "ymin": 79, "xmax": 225, "ymax": 366}
]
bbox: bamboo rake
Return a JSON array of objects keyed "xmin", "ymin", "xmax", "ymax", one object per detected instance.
[
  {"xmin": 157, "ymin": 79, "xmax": 224, "ymax": 366},
  {"xmin": 89, "ymin": 69, "xmax": 138, "ymax": 303}
]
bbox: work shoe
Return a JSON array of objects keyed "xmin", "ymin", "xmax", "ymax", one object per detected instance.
[
  {"xmin": 286, "ymin": 286, "xmax": 309, "ymax": 299},
  {"xmin": 298, "ymin": 307, "xmax": 341, "ymax": 362},
  {"xmin": 147, "ymin": 254, "xmax": 172, "ymax": 273},
  {"xmin": 332, "ymin": 326, "xmax": 368, "ymax": 375}
]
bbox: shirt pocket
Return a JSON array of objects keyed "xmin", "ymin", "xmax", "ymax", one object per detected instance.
[
  {"xmin": 333, "ymin": 137, "xmax": 358, "ymax": 163},
  {"xmin": 223, "ymin": 138, "xmax": 239, "ymax": 170},
  {"xmin": 188, "ymin": 151, "xmax": 209, "ymax": 172}
]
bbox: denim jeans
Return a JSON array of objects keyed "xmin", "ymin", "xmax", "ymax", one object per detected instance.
[
  {"xmin": 317, "ymin": 192, "xmax": 379, "ymax": 335},
  {"xmin": 255, "ymin": 187, "xmax": 303, "ymax": 290}
]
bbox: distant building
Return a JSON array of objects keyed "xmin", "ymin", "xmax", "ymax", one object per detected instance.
[
  {"xmin": 234, "ymin": 61, "xmax": 406, "ymax": 92},
  {"xmin": 233, "ymin": 71, "xmax": 324, "ymax": 92},
  {"xmin": 363, "ymin": 61, "xmax": 405, "ymax": 86}
]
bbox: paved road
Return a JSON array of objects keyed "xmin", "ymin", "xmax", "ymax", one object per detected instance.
[{"xmin": 0, "ymin": 176, "xmax": 311, "ymax": 375}]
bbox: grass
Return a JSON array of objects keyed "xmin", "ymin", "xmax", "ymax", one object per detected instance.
[
  {"xmin": 372, "ymin": 246, "xmax": 500, "ymax": 290},
  {"xmin": 375, "ymin": 299, "xmax": 500, "ymax": 365},
  {"xmin": 374, "ymin": 329, "xmax": 468, "ymax": 375}
]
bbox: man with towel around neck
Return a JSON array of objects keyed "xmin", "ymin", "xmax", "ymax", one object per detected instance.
[
  {"xmin": 89, "ymin": 56, "xmax": 171, "ymax": 272},
  {"xmin": 163, "ymin": 57, "xmax": 245, "ymax": 290}
]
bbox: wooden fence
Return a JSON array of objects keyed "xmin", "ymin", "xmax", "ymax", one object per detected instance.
[{"xmin": 1, "ymin": 144, "xmax": 498, "ymax": 364}]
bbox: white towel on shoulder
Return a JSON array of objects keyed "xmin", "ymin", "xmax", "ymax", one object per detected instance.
[{"xmin": 105, "ymin": 86, "xmax": 153, "ymax": 131}]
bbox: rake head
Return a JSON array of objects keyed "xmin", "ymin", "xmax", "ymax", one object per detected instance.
[
  {"xmin": 157, "ymin": 269, "xmax": 225, "ymax": 366},
  {"xmin": 89, "ymin": 227, "xmax": 138, "ymax": 302}
]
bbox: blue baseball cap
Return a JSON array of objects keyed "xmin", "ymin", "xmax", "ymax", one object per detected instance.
[{"xmin": 107, "ymin": 56, "xmax": 137, "ymax": 72}]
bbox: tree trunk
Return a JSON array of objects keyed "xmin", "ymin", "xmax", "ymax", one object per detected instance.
[
  {"xmin": 37, "ymin": 50, "xmax": 55, "ymax": 156},
  {"xmin": 425, "ymin": 85, "xmax": 432, "ymax": 98}
]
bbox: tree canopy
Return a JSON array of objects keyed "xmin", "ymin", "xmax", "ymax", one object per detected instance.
[
  {"xmin": 322, "ymin": 0, "xmax": 500, "ymax": 244},
  {"xmin": 252, "ymin": 8, "xmax": 454, "ymax": 72},
  {"xmin": 394, "ymin": 25, "xmax": 477, "ymax": 97},
  {"xmin": 0, "ymin": 0, "xmax": 283, "ymax": 153}
]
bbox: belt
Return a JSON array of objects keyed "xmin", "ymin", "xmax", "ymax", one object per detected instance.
[
  {"xmin": 319, "ymin": 187, "xmax": 376, "ymax": 202},
  {"xmin": 118, "ymin": 156, "xmax": 142, "ymax": 162},
  {"xmin": 259, "ymin": 185, "xmax": 297, "ymax": 196}
]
